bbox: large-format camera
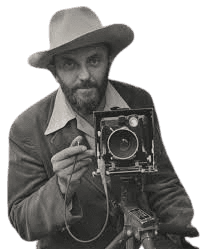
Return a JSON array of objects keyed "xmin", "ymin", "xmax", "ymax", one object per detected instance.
[{"xmin": 94, "ymin": 108, "xmax": 157, "ymax": 175}]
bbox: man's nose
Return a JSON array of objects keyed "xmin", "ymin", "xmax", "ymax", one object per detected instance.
[{"xmin": 78, "ymin": 65, "xmax": 90, "ymax": 81}]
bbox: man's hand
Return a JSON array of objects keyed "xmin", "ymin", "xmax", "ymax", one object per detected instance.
[{"xmin": 52, "ymin": 136, "xmax": 94, "ymax": 195}]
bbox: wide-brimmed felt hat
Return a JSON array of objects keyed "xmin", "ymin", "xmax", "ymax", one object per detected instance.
[{"xmin": 28, "ymin": 7, "xmax": 134, "ymax": 69}]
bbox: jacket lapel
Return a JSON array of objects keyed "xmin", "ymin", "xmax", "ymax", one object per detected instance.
[{"xmin": 48, "ymin": 119, "xmax": 82, "ymax": 154}]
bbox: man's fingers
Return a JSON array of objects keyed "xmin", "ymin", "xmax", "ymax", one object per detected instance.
[
  {"xmin": 51, "ymin": 145, "xmax": 87, "ymax": 163},
  {"xmin": 56, "ymin": 158, "xmax": 91, "ymax": 178},
  {"xmin": 67, "ymin": 167, "xmax": 88, "ymax": 182},
  {"xmin": 52, "ymin": 150, "xmax": 94, "ymax": 172},
  {"xmin": 70, "ymin": 135, "xmax": 83, "ymax": 147},
  {"xmin": 76, "ymin": 150, "xmax": 94, "ymax": 161}
]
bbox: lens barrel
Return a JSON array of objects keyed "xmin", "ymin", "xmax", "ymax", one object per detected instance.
[{"xmin": 107, "ymin": 128, "xmax": 138, "ymax": 160}]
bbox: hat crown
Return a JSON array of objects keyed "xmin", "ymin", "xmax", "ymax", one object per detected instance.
[{"xmin": 49, "ymin": 7, "xmax": 103, "ymax": 49}]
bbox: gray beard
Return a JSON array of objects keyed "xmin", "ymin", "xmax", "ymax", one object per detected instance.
[{"xmin": 59, "ymin": 76, "xmax": 108, "ymax": 115}]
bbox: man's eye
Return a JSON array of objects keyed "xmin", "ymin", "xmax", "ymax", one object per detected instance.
[
  {"xmin": 88, "ymin": 57, "xmax": 100, "ymax": 66},
  {"xmin": 63, "ymin": 60, "xmax": 75, "ymax": 70}
]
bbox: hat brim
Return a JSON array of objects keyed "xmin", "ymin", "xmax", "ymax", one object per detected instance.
[{"xmin": 28, "ymin": 24, "xmax": 134, "ymax": 69}]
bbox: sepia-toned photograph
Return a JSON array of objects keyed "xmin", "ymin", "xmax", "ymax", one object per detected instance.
[{"xmin": 1, "ymin": 1, "xmax": 201, "ymax": 248}]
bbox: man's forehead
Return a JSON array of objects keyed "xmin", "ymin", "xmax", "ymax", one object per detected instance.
[{"xmin": 55, "ymin": 44, "xmax": 108, "ymax": 60}]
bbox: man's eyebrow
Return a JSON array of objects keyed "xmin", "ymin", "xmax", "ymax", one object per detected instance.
[
  {"xmin": 88, "ymin": 52, "xmax": 103, "ymax": 58},
  {"xmin": 59, "ymin": 55, "xmax": 75, "ymax": 60}
]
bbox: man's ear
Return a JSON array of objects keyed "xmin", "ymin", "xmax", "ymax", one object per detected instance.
[
  {"xmin": 54, "ymin": 74, "xmax": 59, "ymax": 84},
  {"xmin": 109, "ymin": 55, "xmax": 114, "ymax": 67},
  {"xmin": 47, "ymin": 64, "xmax": 57, "ymax": 79}
]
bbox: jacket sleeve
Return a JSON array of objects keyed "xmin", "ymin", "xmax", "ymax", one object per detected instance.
[
  {"xmin": 145, "ymin": 107, "xmax": 198, "ymax": 236},
  {"xmin": 8, "ymin": 125, "xmax": 82, "ymax": 241}
]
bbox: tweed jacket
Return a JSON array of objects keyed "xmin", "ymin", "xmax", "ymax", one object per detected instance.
[{"xmin": 8, "ymin": 80, "xmax": 197, "ymax": 249}]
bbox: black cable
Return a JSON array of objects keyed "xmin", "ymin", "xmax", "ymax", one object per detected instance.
[{"xmin": 64, "ymin": 154, "xmax": 109, "ymax": 243}]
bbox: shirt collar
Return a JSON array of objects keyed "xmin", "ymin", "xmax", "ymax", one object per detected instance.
[
  {"xmin": 44, "ymin": 82, "xmax": 129, "ymax": 135},
  {"xmin": 104, "ymin": 82, "xmax": 129, "ymax": 111}
]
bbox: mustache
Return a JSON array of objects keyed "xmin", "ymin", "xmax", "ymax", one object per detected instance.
[{"xmin": 73, "ymin": 80, "xmax": 98, "ymax": 90}]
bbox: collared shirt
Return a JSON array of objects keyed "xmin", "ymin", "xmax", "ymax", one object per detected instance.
[{"xmin": 45, "ymin": 82, "xmax": 129, "ymax": 149}]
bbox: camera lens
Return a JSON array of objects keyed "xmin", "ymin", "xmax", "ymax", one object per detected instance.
[
  {"xmin": 120, "ymin": 138, "xmax": 130, "ymax": 151},
  {"xmin": 108, "ymin": 128, "xmax": 138, "ymax": 160}
]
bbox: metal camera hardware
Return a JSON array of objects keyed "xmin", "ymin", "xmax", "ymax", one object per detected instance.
[
  {"xmin": 94, "ymin": 108, "xmax": 157, "ymax": 175},
  {"xmin": 125, "ymin": 207, "xmax": 156, "ymax": 228}
]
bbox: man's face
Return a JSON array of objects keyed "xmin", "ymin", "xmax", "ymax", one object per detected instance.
[{"xmin": 54, "ymin": 45, "xmax": 110, "ymax": 115}]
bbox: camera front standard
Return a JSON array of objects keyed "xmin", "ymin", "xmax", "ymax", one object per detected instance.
[{"xmin": 94, "ymin": 108, "xmax": 157, "ymax": 175}]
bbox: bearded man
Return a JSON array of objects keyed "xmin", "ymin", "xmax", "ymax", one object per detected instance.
[{"xmin": 8, "ymin": 7, "xmax": 198, "ymax": 249}]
